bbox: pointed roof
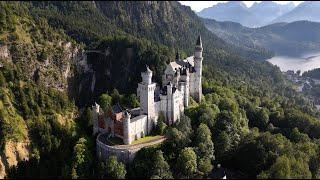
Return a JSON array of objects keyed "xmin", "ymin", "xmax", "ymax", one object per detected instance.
[
  {"xmin": 144, "ymin": 65, "xmax": 152, "ymax": 74},
  {"xmin": 175, "ymin": 50, "xmax": 180, "ymax": 61},
  {"xmin": 196, "ymin": 35, "xmax": 202, "ymax": 46}
]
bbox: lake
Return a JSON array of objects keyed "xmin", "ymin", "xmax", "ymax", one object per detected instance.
[{"xmin": 267, "ymin": 52, "xmax": 320, "ymax": 73}]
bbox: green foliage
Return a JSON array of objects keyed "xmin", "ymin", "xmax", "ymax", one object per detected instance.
[
  {"xmin": 154, "ymin": 112, "xmax": 167, "ymax": 135},
  {"xmin": 105, "ymin": 156, "xmax": 126, "ymax": 179},
  {"xmin": 98, "ymin": 93, "xmax": 112, "ymax": 110},
  {"xmin": 70, "ymin": 137, "xmax": 94, "ymax": 179},
  {"xmin": 128, "ymin": 146, "xmax": 162, "ymax": 179},
  {"xmin": 303, "ymin": 68, "xmax": 320, "ymax": 79},
  {"xmin": 195, "ymin": 123, "xmax": 214, "ymax": 161},
  {"xmin": 198, "ymin": 157, "xmax": 213, "ymax": 177},
  {"xmin": 177, "ymin": 147, "xmax": 197, "ymax": 178},
  {"xmin": 258, "ymin": 155, "xmax": 312, "ymax": 179},
  {"xmin": 150, "ymin": 150, "xmax": 173, "ymax": 179}
]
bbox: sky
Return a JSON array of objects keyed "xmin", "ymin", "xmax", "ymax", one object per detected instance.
[{"xmin": 179, "ymin": 1, "xmax": 304, "ymax": 12}]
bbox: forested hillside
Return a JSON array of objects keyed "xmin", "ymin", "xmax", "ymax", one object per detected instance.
[
  {"xmin": 1, "ymin": 1, "xmax": 320, "ymax": 179},
  {"xmin": 203, "ymin": 18, "xmax": 320, "ymax": 56},
  {"xmin": 0, "ymin": 2, "xmax": 84, "ymax": 178}
]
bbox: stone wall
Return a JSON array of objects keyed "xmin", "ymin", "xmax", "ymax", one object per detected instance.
[{"xmin": 96, "ymin": 133, "xmax": 165, "ymax": 164}]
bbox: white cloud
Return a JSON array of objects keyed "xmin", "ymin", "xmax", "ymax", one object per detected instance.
[{"xmin": 179, "ymin": 1, "xmax": 304, "ymax": 12}]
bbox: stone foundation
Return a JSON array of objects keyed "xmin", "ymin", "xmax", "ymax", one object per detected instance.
[{"xmin": 96, "ymin": 133, "xmax": 165, "ymax": 164}]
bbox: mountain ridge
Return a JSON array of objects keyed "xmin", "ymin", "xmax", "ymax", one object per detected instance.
[
  {"xmin": 202, "ymin": 18, "xmax": 320, "ymax": 57},
  {"xmin": 197, "ymin": 1, "xmax": 295, "ymax": 27}
]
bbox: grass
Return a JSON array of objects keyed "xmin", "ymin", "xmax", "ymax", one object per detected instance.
[
  {"xmin": 106, "ymin": 136, "xmax": 124, "ymax": 146},
  {"xmin": 131, "ymin": 135, "xmax": 162, "ymax": 145}
]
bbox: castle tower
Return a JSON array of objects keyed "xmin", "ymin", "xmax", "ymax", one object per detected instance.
[
  {"xmin": 92, "ymin": 102, "xmax": 100, "ymax": 135},
  {"xmin": 167, "ymin": 82, "xmax": 173, "ymax": 125},
  {"xmin": 137, "ymin": 66, "xmax": 156, "ymax": 132},
  {"xmin": 194, "ymin": 35, "xmax": 203, "ymax": 103},
  {"xmin": 123, "ymin": 110, "xmax": 131, "ymax": 145},
  {"xmin": 184, "ymin": 69, "xmax": 190, "ymax": 107}
]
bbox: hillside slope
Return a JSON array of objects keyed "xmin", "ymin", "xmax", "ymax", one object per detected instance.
[
  {"xmin": 203, "ymin": 18, "xmax": 320, "ymax": 56},
  {"xmin": 273, "ymin": 1, "xmax": 320, "ymax": 24},
  {"xmin": 0, "ymin": 2, "xmax": 79, "ymax": 178}
]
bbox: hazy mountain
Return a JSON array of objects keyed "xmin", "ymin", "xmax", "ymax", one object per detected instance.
[
  {"xmin": 203, "ymin": 18, "xmax": 320, "ymax": 56},
  {"xmin": 272, "ymin": 1, "xmax": 320, "ymax": 24},
  {"xmin": 197, "ymin": 1, "xmax": 256, "ymax": 27},
  {"xmin": 249, "ymin": 1, "xmax": 295, "ymax": 27},
  {"xmin": 197, "ymin": 1, "xmax": 295, "ymax": 27}
]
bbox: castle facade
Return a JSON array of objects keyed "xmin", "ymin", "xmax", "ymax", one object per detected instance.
[{"xmin": 92, "ymin": 36, "xmax": 203, "ymax": 145}]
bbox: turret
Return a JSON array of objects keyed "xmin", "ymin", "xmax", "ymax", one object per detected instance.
[
  {"xmin": 123, "ymin": 110, "xmax": 131, "ymax": 145},
  {"xmin": 193, "ymin": 35, "xmax": 203, "ymax": 103},
  {"xmin": 141, "ymin": 65, "xmax": 152, "ymax": 85},
  {"xmin": 137, "ymin": 65, "xmax": 156, "ymax": 124},
  {"xmin": 167, "ymin": 81, "xmax": 172, "ymax": 96},
  {"xmin": 176, "ymin": 50, "xmax": 181, "ymax": 61},
  {"xmin": 92, "ymin": 102, "xmax": 100, "ymax": 135},
  {"xmin": 184, "ymin": 72, "xmax": 190, "ymax": 107},
  {"xmin": 167, "ymin": 82, "xmax": 173, "ymax": 124}
]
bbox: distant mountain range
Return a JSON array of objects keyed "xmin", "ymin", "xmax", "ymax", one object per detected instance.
[
  {"xmin": 272, "ymin": 1, "xmax": 320, "ymax": 24},
  {"xmin": 198, "ymin": 1, "xmax": 320, "ymax": 28},
  {"xmin": 203, "ymin": 18, "xmax": 320, "ymax": 57}
]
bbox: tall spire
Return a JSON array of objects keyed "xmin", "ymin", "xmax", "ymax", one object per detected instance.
[
  {"xmin": 175, "ymin": 50, "xmax": 180, "ymax": 61},
  {"xmin": 196, "ymin": 35, "xmax": 202, "ymax": 47},
  {"xmin": 146, "ymin": 65, "xmax": 152, "ymax": 73}
]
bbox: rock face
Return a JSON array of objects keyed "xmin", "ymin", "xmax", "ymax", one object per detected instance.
[
  {"xmin": 0, "ymin": 45, "xmax": 10, "ymax": 59},
  {"xmin": 0, "ymin": 140, "xmax": 31, "ymax": 178}
]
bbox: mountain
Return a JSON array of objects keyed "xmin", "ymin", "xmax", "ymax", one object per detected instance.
[
  {"xmin": 197, "ymin": 1, "xmax": 255, "ymax": 27},
  {"xmin": 272, "ymin": 1, "xmax": 320, "ymax": 24},
  {"xmin": 203, "ymin": 18, "xmax": 320, "ymax": 56},
  {"xmin": 249, "ymin": 1, "xmax": 295, "ymax": 27},
  {"xmin": 197, "ymin": 1, "xmax": 295, "ymax": 27}
]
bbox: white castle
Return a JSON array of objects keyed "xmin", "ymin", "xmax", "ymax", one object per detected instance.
[{"xmin": 93, "ymin": 36, "xmax": 203, "ymax": 145}]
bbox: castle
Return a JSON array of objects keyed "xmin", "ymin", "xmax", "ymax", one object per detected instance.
[{"xmin": 92, "ymin": 36, "xmax": 203, "ymax": 145}]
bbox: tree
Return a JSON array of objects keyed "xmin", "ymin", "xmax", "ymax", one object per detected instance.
[
  {"xmin": 125, "ymin": 94, "xmax": 139, "ymax": 108},
  {"xmin": 176, "ymin": 114, "xmax": 193, "ymax": 146},
  {"xmin": 177, "ymin": 147, "xmax": 197, "ymax": 178},
  {"xmin": 98, "ymin": 93, "xmax": 112, "ymax": 110},
  {"xmin": 150, "ymin": 150, "xmax": 173, "ymax": 179},
  {"xmin": 155, "ymin": 112, "xmax": 167, "ymax": 135},
  {"xmin": 111, "ymin": 89, "xmax": 122, "ymax": 104},
  {"xmin": 258, "ymin": 155, "xmax": 312, "ymax": 179},
  {"xmin": 195, "ymin": 123, "xmax": 214, "ymax": 161},
  {"xmin": 215, "ymin": 131, "xmax": 231, "ymax": 160},
  {"xmin": 198, "ymin": 157, "xmax": 213, "ymax": 177},
  {"xmin": 247, "ymin": 104, "xmax": 270, "ymax": 130},
  {"xmin": 198, "ymin": 105, "xmax": 220, "ymax": 131},
  {"xmin": 0, "ymin": 72, "xmax": 6, "ymax": 87},
  {"xmin": 105, "ymin": 156, "xmax": 126, "ymax": 179},
  {"xmin": 70, "ymin": 137, "xmax": 93, "ymax": 179}
]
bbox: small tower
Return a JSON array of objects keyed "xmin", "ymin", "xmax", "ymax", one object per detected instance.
[
  {"xmin": 141, "ymin": 65, "xmax": 153, "ymax": 85},
  {"xmin": 123, "ymin": 110, "xmax": 131, "ymax": 145},
  {"xmin": 92, "ymin": 102, "xmax": 100, "ymax": 135},
  {"xmin": 184, "ymin": 69, "xmax": 190, "ymax": 107},
  {"xmin": 137, "ymin": 65, "xmax": 157, "ymax": 129},
  {"xmin": 175, "ymin": 50, "xmax": 181, "ymax": 61},
  {"xmin": 167, "ymin": 82, "xmax": 173, "ymax": 125},
  {"xmin": 194, "ymin": 35, "xmax": 203, "ymax": 103}
]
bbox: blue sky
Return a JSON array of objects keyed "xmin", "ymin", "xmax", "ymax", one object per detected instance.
[{"xmin": 179, "ymin": 1, "xmax": 304, "ymax": 12}]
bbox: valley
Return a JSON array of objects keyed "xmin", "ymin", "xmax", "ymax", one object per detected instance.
[{"xmin": 267, "ymin": 52, "xmax": 320, "ymax": 73}]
